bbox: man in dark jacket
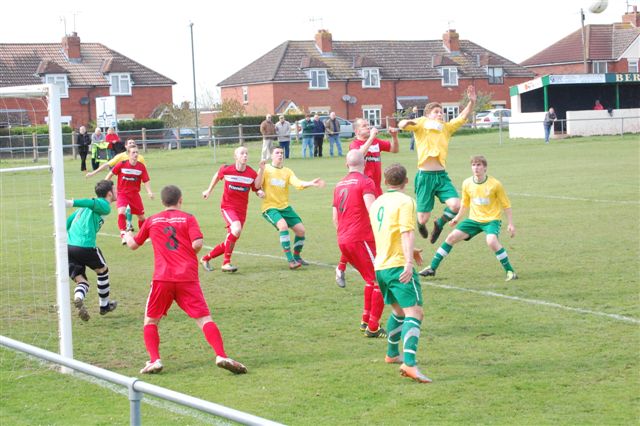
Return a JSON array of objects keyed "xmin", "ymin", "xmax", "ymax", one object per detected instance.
[
  {"xmin": 77, "ymin": 126, "xmax": 92, "ymax": 171},
  {"xmin": 312, "ymin": 114, "xmax": 325, "ymax": 157}
]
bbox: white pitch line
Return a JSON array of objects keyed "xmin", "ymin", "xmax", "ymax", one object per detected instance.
[
  {"xmin": 102, "ymin": 233, "xmax": 639, "ymax": 325},
  {"xmin": 511, "ymin": 192, "xmax": 639, "ymax": 205},
  {"xmin": 422, "ymin": 282, "xmax": 640, "ymax": 325}
]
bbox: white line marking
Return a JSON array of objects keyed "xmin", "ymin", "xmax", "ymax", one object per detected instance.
[
  {"xmin": 512, "ymin": 192, "xmax": 639, "ymax": 205},
  {"xmin": 101, "ymin": 233, "xmax": 639, "ymax": 325},
  {"xmin": 422, "ymin": 282, "xmax": 640, "ymax": 325}
]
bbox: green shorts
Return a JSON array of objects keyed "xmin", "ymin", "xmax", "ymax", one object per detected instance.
[
  {"xmin": 262, "ymin": 206, "xmax": 302, "ymax": 229},
  {"xmin": 414, "ymin": 170, "xmax": 459, "ymax": 213},
  {"xmin": 375, "ymin": 266, "xmax": 423, "ymax": 308},
  {"xmin": 456, "ymin": 219, "xmax": 501, "ymax": 240}
]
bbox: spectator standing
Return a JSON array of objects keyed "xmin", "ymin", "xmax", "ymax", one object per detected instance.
[
  {"xmin": 260, "ymin": 114, "xmax": 276, "ymax": 161},
  {"xmin": 275, "ymin": 115, "xmax": 292, "ymax": 159},
  {"xmin": 76, "ymin": 125, "xmax": 91, "ymax": 172},
  {"xmin": 543, "ymin": 107, "xmax": 557, "ymax": 144},
  {"xmin": 300, "ymin": 114, "xmax": 314, "ymax": 159},
  {"xmin": 105, "ymin": 127, "xmax": 122, "ymax": 158},
  {"xmin": 312, "ymin": 114, "xmax": 326, "ymax": 157},
  {"xmin": 593, "ymin": 100, "xmax": 604, "ymax": 110},
  {"xmin": 90, "ymin": 127, "xmax": 106, "ymax": 171},
  {"xmin": 324, "ymin": 112, "xmax": 343, "ymax": 157}
]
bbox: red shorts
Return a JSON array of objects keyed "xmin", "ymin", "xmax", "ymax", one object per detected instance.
[
  {"xmin": 145, "ymin": 280, "xmax": 211, "ymax": 319},
  {"xmin": 338, "ymin": 240, "xmax": 376, "ymax": 285},
  {"xmin": 220, "ymin": 208, "xmax": 246, "ymax": 228},
  {"xmin": 117, "ymin": 191, "xmax": 145, "ymax": 215}
]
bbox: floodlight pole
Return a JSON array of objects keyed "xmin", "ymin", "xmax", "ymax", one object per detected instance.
[
  {"xmin": 581, "ymin": 9, "xmax": 588, "ymax": 73},
  {"xmin": 190, "ymin": 22, "xmax": 200, "ymax": 141}
]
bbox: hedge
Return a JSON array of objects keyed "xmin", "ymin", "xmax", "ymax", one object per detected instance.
[
  {"xmin": 212, "ymin": 114, "xmax": 305, "ymax": 144},
  {"xmin": 117, "ymin": 119, "xmax": 165, "ymax": 131}
]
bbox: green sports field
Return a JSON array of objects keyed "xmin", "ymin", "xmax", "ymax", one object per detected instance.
[{"xmin": 1, "ymin": 132, "xmax": 639, "ymax": 425}]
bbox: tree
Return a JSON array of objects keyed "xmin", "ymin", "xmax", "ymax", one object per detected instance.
[
  {"xmin": 216, "ymin": 98, "xmax": 245, "ymax": 118},
  {"xmin": 151, "ymin": 102, "xmax": 196, "ymax": 128},
  {"xmin": 459, "ymin": 89, "xmax": 494, "ymax": 114}
]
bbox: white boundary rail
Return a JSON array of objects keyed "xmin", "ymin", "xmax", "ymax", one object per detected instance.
[{"xmin": 1, "ymin": 336, "xmax": 283, "ymax": 426}]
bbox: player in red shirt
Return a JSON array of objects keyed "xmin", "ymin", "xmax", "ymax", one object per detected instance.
[
  {"xmin": 105, "ymin": 145, "xmax": 153, "ymax": 245},
  {"xmin": 201, "ymin": 147, "xmax": 265, "ymax": 272},
  {"xmin": 124, "ymin": 185, "xmax": 247, "ymax": 375},
  {"xmin": 336, "ymin": 119, "xmax": 400, "ymax": 285},
  {"xmin": 333, "ymin": 150, "xmax": 386, "ymax": 337}
]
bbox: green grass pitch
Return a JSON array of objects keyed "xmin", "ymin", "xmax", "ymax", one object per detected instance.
[{"xmin": 1, "ymin": 132, "xmax": 638, "ymax": 425}]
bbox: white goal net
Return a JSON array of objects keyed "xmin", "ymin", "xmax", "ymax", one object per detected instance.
[{"xmin": 0, "ymin": 84, "xmax": 73, "ymax": 368}]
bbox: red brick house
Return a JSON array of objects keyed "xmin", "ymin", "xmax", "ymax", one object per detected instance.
[
  {"xmin": 218, "ymin": 29, "xmax": 534, "ymax": 125},
  {"xmin": 0, "ymin": 33, "xmax": 175, "ymax": 127},
  {"xmin": 521, "ymin": 7, "xmax": 640, "ymax": 76}
]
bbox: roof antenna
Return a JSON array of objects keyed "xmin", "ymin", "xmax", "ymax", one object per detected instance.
[
  {"xmin": 72, "ymin": 11, "xmax": 80, "ymax": 33},
  {"xmin": 59, "ymin": 16, "xmax": 67, "ymax": 35},
  {"xmin": 309, "ymin": 16, "xmax": 324, "ymax": 30}
]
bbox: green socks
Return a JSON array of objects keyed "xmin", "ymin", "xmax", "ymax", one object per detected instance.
[
  {"xmin": 293, "ymin": 235, "xmax": 305, "ymax": 260},
  {"xmin": 436, "ymin": 207, "xmax": 456, "ymax": 228},
  {"xmin": 386, "ymin": 313, "xmax": 405, "ymax": 358},
  {"xmin": 402, "ymin": 317, "xmax": 422, "ymax": 367},
  {"xmin": 495, "ymin": 248, "xmax": 514, "ymax": 272},
  {"xmin": 430, "ymin": 242, "xmax": 452, "ymax": 270},
  {"xmin": 279, "ymin": 231, "xmax": 294, "ymax": 262}
]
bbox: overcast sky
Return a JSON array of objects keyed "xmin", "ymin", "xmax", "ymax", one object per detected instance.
[{"xmin": 3, "ymin": 0, "xmax": 633, "ymax": 103}]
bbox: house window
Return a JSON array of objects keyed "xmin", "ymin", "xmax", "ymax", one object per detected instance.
[
  {"xmin": 592, "ymin": 61, "xmax": 607, "ymax": 74},
  {"xmin": 443, "ymin": 106, "xmax": 459, "ymax": 122},
  {"xmin": 362, "ymin": 108, "xmax": 381, "ymax": 127},
  {"xmin": 629, "ymin": 59, "xmax": 639, "ymax": 73},
  {"xmin": 441, "ymin": 67, "xmax": 458, "ymax": 86},
  {"xmin": 309, "ymin": 69, "xmax": 328, "ymax": 89},
  {"xmin": 242, "ymin": 86, "xmax": 248, "ymax": 104},
  {"xmin": 488, "ymin": 67, "xmax": 504, "ymax": 84},
  {"xmin": 44, "ymin": 74, "xmax": 68, "ymax": 98},
  {"xmin": 362, "ymin": 68, "xmax": 380, "ymax": 88},
  {"xmin": 109, "ymin": 73, "xmax": 132, "ymax": 95}
]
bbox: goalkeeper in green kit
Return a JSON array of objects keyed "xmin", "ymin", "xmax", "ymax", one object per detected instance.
[{"xmin": 65, "ymin": 180, "xmax": 118, "ymax": 321}]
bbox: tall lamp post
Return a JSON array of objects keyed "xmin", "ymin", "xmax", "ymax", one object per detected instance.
[
  {"xmin": 580, "ymin": 8, "xmax": 588, "ymax": 73},
  {"xmin": 189, "ymin": 22, "xmax": 200, "ymax": 141}
]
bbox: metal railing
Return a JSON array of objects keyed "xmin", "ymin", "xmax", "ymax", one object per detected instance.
[{"xmin": 1, "ymin": 336, "xmax": 283, "ymax": 426}]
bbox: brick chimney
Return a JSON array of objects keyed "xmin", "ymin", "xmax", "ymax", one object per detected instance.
[
  {"xmin": 622, "ymin": 5, "xmax": 639, "ymax": 27},
  {"xmin": 315, "ymin": 29, "xmax": 333, "ymax": 54},
  {"xmin": 443, "ymin": 29, "xmax": 460, "ymax": 53},
  {"xmin": 62, "ymin": 32, "xmax": 81, "ymax": 61}
]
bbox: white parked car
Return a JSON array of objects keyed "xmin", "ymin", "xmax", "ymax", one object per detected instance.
[
  {"xmin": 475, "ymin": 109, "xmax": 511, "ymax": 128},
  {"xmin": 291, "ymin": 115, "xmax": 355, "ymax": 138}
]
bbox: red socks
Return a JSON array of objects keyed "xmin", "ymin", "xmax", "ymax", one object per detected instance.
[
  {"xmin": 202, "ymin": 321, "xmax": 227, "ymax": 358},
  {"xmin": 143, "ymin": 324, "xmax": 161, "ymax": 362}
]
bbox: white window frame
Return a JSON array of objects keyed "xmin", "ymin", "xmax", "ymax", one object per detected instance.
[
  {"xmin": 362, "ymin": 107, "xmax": 381, "ymax": 127},
  {"xmin": 242, "ymin": 86, "xmax": 248, "ymax": 104},
  {"xmin": 628, "ymin": 59, "xmax": 639, "ymax": 73},
  {"xmin": 362, "ymin": 68, "xmax": 380, "ymax": 88},
  {"xmin": 109, "ymin": 73, "xmax": 132, "ymax": 96},
  {"xmin": 441, "ymin": 67, "xmax": 458, "ymax": 86},
  {"xmin": 592, "ymin": 61, "xmax": 608, "ymax": 74},
  {"xmin": 44, "ymin": 74, "xmax": 69, "ymax": 98},
  {"xmin": 309, "ymin": 69, "xmax": 328, "ymax": 90},
  {"xmin": 487, "ymin": 67, "xmax": 504, "ymax": 84},
  {"xmin": 443, "ymin": 105, "xmax": 459, "ymax": 122}
]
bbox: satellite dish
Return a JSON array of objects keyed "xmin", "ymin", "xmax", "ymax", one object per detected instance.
[
  {"xmin": 589, "ymin": 0, "xmax": 608, "ymax": 13},
  {"xmin": 342, "ymin": 94, "xmax": 351, "ymax": 102},
  {"xmin": 348, "ymin": 96, "xmax": 357, "ymax": 104}
]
